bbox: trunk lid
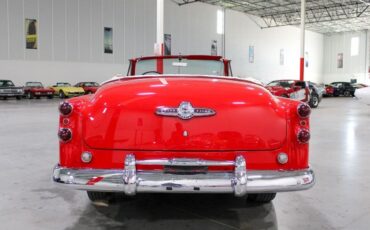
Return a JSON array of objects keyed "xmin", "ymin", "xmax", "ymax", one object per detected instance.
[{"xmin": 82, "ymin": 76, "xmax": 287, "ymax": 151}]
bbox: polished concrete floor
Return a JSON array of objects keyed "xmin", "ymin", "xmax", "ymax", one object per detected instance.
[{"xmin": 0, "ymin": 97, "xmax": 369, "ymax": 230}]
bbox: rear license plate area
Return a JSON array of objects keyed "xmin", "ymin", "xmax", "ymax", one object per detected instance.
[{"xmin": 164, "ymin": 165, "xmax": 208, "ymax": 175}]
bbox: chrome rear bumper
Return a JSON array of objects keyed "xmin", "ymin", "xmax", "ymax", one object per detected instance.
[{"xmin": 52, "ymin": 154, "xmax": 315, "ymax": 197}]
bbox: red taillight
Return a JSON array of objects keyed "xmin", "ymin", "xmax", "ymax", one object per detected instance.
[
  {"xmin": 297, "ymin": 129, "xmax": 310, "ymax": 143},
  {"xmin": 58, "ymin": 128, "xmax": 72, "ymax": 142},
  {"xmin": 297, "ymin": 103, "xmax": 311, "ymax": 118},
  {"xmin": 59, "ymin": 102, "xmax": 73, "ymax": 116}
]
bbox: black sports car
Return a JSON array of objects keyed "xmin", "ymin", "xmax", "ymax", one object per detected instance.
[{"xmin": 330, "ymin": 82, "xmax": 356, "ymax": 97}]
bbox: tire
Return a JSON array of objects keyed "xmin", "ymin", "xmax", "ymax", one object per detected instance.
[
  {"xmin": 16, "ymin": 96, "xmax": 22, "ymax": 100},
  {"xmin": 309, "ymin": 94, "xmax": 319, "ymax": 108},
  {"xmin": 87, "ymin": 191, "xmax": 111, "ymax": 202},
  {"xmin": 59, "ymin": 90, "xmax": 66, "ymax": 99},
  {"xmin": 343, "ymin": 90, "xmax": 351, "ymax": 97},
  {"xmin": 247, "ymin": 193, "xmax": 276, "ymax": 203},
  {"xmin": 47, "ymin": 95, "xmax": 53, "ymax": 99},
  {"xmin": 27, "ymin": 92, "xmax": 34, "ymax": 99},
  {"xmin": 85, "ymin": 91, "xmax": 92, "ymax": 95},
  {"xmin": 281, "ymin": 94, "xmax": 289, "ymax": 98}
]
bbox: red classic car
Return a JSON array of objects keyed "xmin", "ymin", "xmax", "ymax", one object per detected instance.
[
  {"xmin": 324, "ymin": 84, "xmax": 334, "ymax": 97},
  {"xmin": 266, "ymin": 80, "xmax": 310, "ymax": 103},
  {"xmin": 53, "ymin": 55, "xmax": 315, "ymax": 203},
  {"xmin": 74, "ymin": 82, "xmax": 100, "ymax": 94},
  {"xmin": 23, "ymin": 82, "xmax": 54, "ymax": 99}
]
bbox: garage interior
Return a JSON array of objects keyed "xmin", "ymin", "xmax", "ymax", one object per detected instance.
[{"xmin": 0, "ymin": 0, "xmax": 370, "ymax": 229}]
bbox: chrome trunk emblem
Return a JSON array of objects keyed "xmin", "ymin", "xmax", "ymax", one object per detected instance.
[{"xmin": 156, "ymin": 101, "xmax": 216, "ymax": 120}]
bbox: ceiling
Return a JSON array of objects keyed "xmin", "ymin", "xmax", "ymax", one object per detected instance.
[{"xmin": 172, "ymin": 0, "xmax": 370, "ymax": 34}]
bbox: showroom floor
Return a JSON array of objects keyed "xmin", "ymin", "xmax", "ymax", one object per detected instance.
[{"xmin": 0, "ymin": 97, "xmax": 369, "ymax": 230}]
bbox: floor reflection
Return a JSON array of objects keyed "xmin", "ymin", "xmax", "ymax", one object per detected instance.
[{"xmin": 67, "ymin": 194, "xmax": 277, "ymax": 230}]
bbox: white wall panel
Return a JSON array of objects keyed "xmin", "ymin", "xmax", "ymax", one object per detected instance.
[
  {"xmin": 66, "ymin": 0, "xmax": 78, "ymax": 62},
  {"xmin": 39, "ymin": 0, "xmax": 53, "ymax": 60},
  {"xmin": 113, "ymin": 0, "xmax": 124, "ymax": 65},
  {"xmin": 0, "ymin": 0, "xmax": 8, "ymax": 59},
  {"xmin": 323, "ymin": 31, "xmax": 368, "ymax": 84},
  {"xmin": 8, "ymin": 0, "xmax": 23, "ymax": 60},
  {"xmin": 103, "ymin": 0, "xmax": 114, "ymax": 63},
  {"xmin": 0, "ymin": 0, "xmax": 156, "ymax": 84},
  {"xmin": 164, "ymin": 0, "xmax": 324, "ymax": 83},
  {"xmin": 143, "ymin": 0, "xmax": 156, "ymax": 57},
  {"xmin": 78, "ymin": 0, "xmax": 91, "ymax": 62},
  {"xmin": 134, "ymin": 0, "xmax": 145, "ymax": 57},
  {"xmin": 52, "ymin": 0, "xmax": 66, "ymax": 61},
  {"xmin": 124, "ymin": 0, "xmax": 135, "ymax": 62},
  {"xmin": 91, "ymin": 0, "xmax": 103, "ymax": 62}
]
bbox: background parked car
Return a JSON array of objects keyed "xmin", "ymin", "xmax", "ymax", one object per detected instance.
[
  {"xmin": 266, "ymin": 80, "xmax": 310, "ymax": 103},
  {"xmin": 23, "ymin": 82, "xmax": 54, "ymax": 99},
  {"xmin": 323, "ymin": 84, "xmax": 334, "ymax": 97},
  {"xmin": 330, "ymin": 82, "xmax": 356, "ymax": 97},
  {"xmin": 50, "ymin": 82, "xmax": 85, "ymax": 99},
  {"xmin": 0, "ymin": 79, "xmax": 23, "ymax": 100},
  {"xmin": 74, "ymin": 82, "xmax": 100, "ymax": 94},
  {"xmin": 308, "ymin": 82, "xmax": 324, "ymax": 108}
]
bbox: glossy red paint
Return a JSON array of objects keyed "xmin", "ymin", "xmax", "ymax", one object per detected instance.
[
  {"xmin": 300, "ymin": 57, "xmax": 304, "ymax": 81},
  {"xmin": 23, "ymin": 86, "xmax": 55, "ymax": 98},
  {"xmin": 58, "ymin": 56, "xmax": 310, "ymax": 172},
  {"xmin": 60, "ymin": 88, "xmax": 309, "ymax": 170}
]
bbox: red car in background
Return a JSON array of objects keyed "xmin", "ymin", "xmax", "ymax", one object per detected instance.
[
  {"xmin": 74, "ymin": 82, "xmax": 100, "ymax": 94},
  {"xmin": 266, "ymin": 80, "xmax": 310, "ymax": 103},
  {"xmin": 323, "ymin": 84, "xmax": 334, "ymax": 97},
  {"xmin": 24, "ymin": 82, "xmax": 54, "ymax": 99}
]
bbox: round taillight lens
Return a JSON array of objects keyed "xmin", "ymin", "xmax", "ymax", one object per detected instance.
[
  {"xmin": 297, "ymin": 129, "xmax": 310, "ymax": 143},
  {"xmin": 58, "ymin": 128, "xmax": 72, "ymax": 142},
  {"xmin": 59, "ymin": 102, "xmax": 73, "ymax": 116},
  {"xmin": 297, "ymin": 103, "xmax": 311, "ymax": 118}
]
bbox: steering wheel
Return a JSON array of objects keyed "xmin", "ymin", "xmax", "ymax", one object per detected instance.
[{"xmin": 142, "ymin": 71, "xmax": 161, "ymax": 75}]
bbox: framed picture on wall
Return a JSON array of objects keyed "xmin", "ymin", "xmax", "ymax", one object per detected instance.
[
  {"xmin": 337, "ymin": 53, "xmax": 343, "ymax": 68},
  {"xmin": 211, "ymin": 40, "xmax": 217, "ymax": 56},
  {"xmin": 249, "ymin": 46, "xmax": 254, "ymax": 63},
  {"xmin": 104, "ymin": 27, "xmax": 113, "ymax": 54},
  {"xmin": 164, "ymin": 34, "xmax": 171, "ymax": 55},
  {"xmin": 25, "ymin": 19, "xmax": 37, "ymax": 49}
]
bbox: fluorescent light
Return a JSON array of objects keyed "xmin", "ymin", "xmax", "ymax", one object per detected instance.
[{"xmin": 217, "ymin": 10, "xmax": 224, "ymax": 35}]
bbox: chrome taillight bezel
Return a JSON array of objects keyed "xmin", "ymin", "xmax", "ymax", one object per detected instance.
[
  {"xmin": 58, "ymin": 128, "xmax": 72, "ymax": 143},
  {"xmin": 59, "ymin": 101, "xmax": 73, "ymax": 117},
  {"xmin": 297, "ymin": 128, "xmax": 310, "ymax": 144},
  {"xmin": 297, "ymin": 103, "xmax": 311, "ymax": 118}
]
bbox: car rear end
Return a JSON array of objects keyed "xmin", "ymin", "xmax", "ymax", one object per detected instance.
[{"xmin": 53, "ymin": 76, "xmax": 315, "ymax": 201}]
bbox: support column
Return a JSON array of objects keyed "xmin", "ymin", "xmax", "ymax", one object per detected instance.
[
  {"xmin": 155, "ymin": 0, "xmax": 164, "ymax": 56},
  {"xmin": 365, "ymin": 29, "xmax": 370, "ymax": 84},
  {"xmin": 299, "ymin": 0, "xmax": 306, "ymax": 81},
  {"xmin": 222, "ymin": 7, "xmax": 226, "ymax": 57}
]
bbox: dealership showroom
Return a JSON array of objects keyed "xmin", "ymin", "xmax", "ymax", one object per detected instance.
[{"xmin": 1, "ymin": 0, "xmax": 370, "ymax": 229}]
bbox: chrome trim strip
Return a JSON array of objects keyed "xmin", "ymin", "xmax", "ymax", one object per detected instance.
[
  {"xmin": 136, "ymin": 158, "xmax": 235, "ymax": 166},
  {"xmin": 53, "ymin": 154, "xmax": 315, "ymax": 196}
]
